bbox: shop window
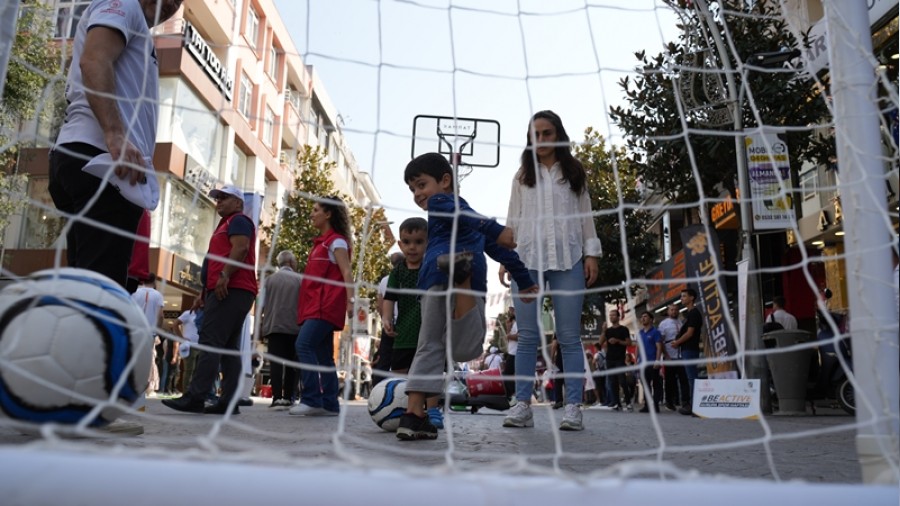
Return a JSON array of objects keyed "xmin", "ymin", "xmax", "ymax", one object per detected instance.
[
  {"xmin": 54, "ymin": 0, "xmax": 90, "ymax": 39},
  {"xmin": 162, "ymin": 181, "xmax": 216, "ymax": 265}
]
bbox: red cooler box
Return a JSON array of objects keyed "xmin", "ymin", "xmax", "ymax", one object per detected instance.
[{"xmin": 467, "ymin": 368, "xmax": 505, "ymax": 397}]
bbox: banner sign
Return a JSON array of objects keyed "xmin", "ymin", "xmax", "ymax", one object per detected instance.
[
  {"xmin": 746, "ymin": 131, "xmax": 796, "ymax": 230},
  {"xmin": 352, "ymin": 298, "xmax": 371, "ymax": 335},
  {"xmin": 692, "ymin": 379, "xmax": 761, "ymax": 419},
  {"xmin": 680, "ymin": 225, "xmax": 738, "ymax": 378}
]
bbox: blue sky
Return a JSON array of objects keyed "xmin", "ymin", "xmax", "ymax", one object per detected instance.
[{"xmin": 271, "ymin": 0, "xmax": 679, "ymax": 301}]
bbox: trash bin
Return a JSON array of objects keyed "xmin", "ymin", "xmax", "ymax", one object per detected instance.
[{"xmin": 763, "ymin": 329, "xmax": 813, "ymax": 415}]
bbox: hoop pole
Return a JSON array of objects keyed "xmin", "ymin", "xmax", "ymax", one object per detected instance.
[{"xmin": 824, "ymin": 0, "xmax": 900, "ymax": 485}]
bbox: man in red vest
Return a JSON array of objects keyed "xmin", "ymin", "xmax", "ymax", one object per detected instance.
[{"xmin": 163, "ymin": 185, "xmax": 257, "ymax": 415}]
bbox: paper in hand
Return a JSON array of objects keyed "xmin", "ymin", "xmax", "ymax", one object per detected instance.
[{"xmin": 81, "ymin": 153, "xmax": 160, "ymax": 210}]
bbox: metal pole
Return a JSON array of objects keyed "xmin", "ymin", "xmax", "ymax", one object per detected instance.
[
  {"xmin": 693, "ymin": 0, "xmax": 767, "ymax": 408},
  {"xmin": 823, "ymin": 0, "xmax": 900, "ymax": 485},
  {"xmin": 0, "ymin": 0, "xmax": 21, "ymax": 100}
]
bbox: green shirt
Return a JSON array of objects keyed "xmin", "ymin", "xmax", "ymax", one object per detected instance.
[{"xmin": 384, "ymin": 263, "xmax": 422, "ymax": 350}]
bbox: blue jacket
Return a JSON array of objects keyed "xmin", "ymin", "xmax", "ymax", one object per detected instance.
[{"xmin": 419, "ymin": 194, "xmax": 534, "ymax": 293}]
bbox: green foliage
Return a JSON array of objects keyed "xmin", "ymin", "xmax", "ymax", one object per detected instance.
[
  {"xmin": 261, "ymin": 145, "xmax": 392, "ymax": 312},
  {"xmin": 575, "ymin": 128, "xmax": 659, "ymax": 318},
  {"xmin": 1, "ymin": 3, "xmax": 62, "ymax": 242},
  {"xmin": 609, "ymin": 0, "xmax": 833, "ymax": 205}
]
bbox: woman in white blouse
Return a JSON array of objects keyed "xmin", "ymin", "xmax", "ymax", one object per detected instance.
[{"xmin": 500, "ymin": 110, "xmax": 601, "ymax": 431}]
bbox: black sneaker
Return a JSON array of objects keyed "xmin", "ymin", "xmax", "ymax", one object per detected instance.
[
  {"xmin": 436, "ymin": 252, "xmax": 473, "ymax": 285},
  {"xmin": 162, "ymin": 396, "xmax": 204, "ymax": 414},
  {"xmin": 396, "ymin": 413, "xmax": 438, "ymax": 441},
  {"xmin": 679, "ymin": 406, "xmax": 693, "ymax": 416}
]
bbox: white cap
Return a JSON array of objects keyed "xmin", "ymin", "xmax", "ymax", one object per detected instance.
[
  {"xmin": 209, "ymin": 185, "xmax": 244, "ymax": 203},
  {"xmin": 489, "ymin": 346, "xmax": 499, "ymax": 354}
]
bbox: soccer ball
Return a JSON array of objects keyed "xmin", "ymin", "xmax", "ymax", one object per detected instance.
[
  {"xmin": 367, "ymin": 378, "xmax": 408, "ymax": 432},
  {"xmin": 0, "ymin": 268, "xmax": 153, "ymax": 427}
]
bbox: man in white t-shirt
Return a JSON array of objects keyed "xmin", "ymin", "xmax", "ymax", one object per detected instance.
[
  {"xmin": 769, "ymin": 296, "xmax": 798, "ymax": 330},
  {"xmin": 131, "ymin": 273, "xmax": 164, "ymax": 394},
  {"xmin": 174, "ymin": 303, "xmax": 200, "ymax": 388},
  {"xmin": 49, "ymin": 0, "xmax": 182, "ymax": 288}
]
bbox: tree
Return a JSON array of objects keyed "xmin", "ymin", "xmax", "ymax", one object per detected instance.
[
  {"xmin": 260, "ymin": 145, "xmax": 392, "ymax": 312},
  {"xmin": 575, "ymin": 127, "xmax": 659, "ymax": 322},
  {"xmin": 0, "ymin": 3, "xmax": 62, "ymax": 239},
  {"xmin": 609, "ymin": 0, "xmax": 832, "ymax": 207}
]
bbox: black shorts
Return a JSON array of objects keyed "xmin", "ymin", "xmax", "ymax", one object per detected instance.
[{"xmin": 390, "ymin": 348, "xmax": 417, "ymax": 372}]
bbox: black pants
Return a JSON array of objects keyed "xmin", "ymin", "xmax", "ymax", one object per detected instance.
[
  {"xmin": 266, "ymin": 332, "xmax": 298, "ymax": 401},
  {"xmin": 186, "ymin": 289, "xmax": 255, "ymax": 404},
  {"xmin": 502, "ymin": 353, "xmax": 516, "ymax": 398},
  {"xmin": 607, "ymin": 359, "xmax": 631, "ymax": 407},
  {"xmin": 371, "ymin": 331, "xmax": 394, "ymax": 385},
  {"xmin": 640, "ymin": 365, "xmax": 663, "ymax": 408},
  {"xmin": 48, "ymin": 143, "xmax": 143, "ymax": 289},
  {"xmin": 664, "ymin": 364, "xmax": 690, "ymax": 406}
]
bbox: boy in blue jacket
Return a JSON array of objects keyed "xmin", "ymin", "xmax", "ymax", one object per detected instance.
[{"xmin": 396, "ymin": 153, "xmax": 538, "ymax": 441}]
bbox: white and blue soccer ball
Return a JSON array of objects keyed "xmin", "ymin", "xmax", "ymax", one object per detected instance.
[
  {"xmin": 0, "ymin": 268, "xmax": 153, "ymax": 427},
  {"xmin": 367, "ymin": 378, "xmax": 408, "ymax": 432}
]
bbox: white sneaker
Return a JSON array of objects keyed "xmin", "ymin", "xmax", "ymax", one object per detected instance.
[
  {"xmin": 502, "ymin": 401, "xmax": 534, "ymax": 428},
  {"xmin": 288, "ymin": 403, "xmax": 338, "ymax": 416},
  {"xmin": 559, "ymin": 404, "xmax": 584, "ymax": 431}
]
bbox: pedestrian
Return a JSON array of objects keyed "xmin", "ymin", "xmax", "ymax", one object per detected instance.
[
  {"xmin": 599, "ymin": 309, "xmax": 633, "ymax": 411},
  {"xmin": 501, "ymin": 307, "xmax": 518, "ymax": 399},
  {"xmin": 483, "ymin": 346, "xmax": 504, "ymax": 371},
  {"xmin": 767, "ymin": 295, "xmax": 798, "ymax": 330},
  {"xmin": 373, "ymin": 252, "xmax": 404, "ymax": 385},
  {"xmin": 381, "ymin": 218, "xmax": 445, "ymax": 426},
  {"xmin": 672, "ymin": 288, "xmax": 703, "ymax": 416},
  {"xmin": 500, "ymin": 110, "xmax": 602, "ymax": 432},
  {"xmin": 658, "ymin": 304, "xmax": 688, "ymax": 411},
  {"xmin": 260, "ymin": 250, "xmax": 302, "ymax": 409},
  {"xmin": 395, "ymin": 153, "xmax": 538, "ymax": 441},
  {"xmin": 49, "ymin": 0, "xmax": 183, "ymax": 289},
  {"xmin": 163, "ymin": 184, "xmax": 257, "ymax": 415},
  {"xmin": 174, "ymin": 302, "xmax": 200, "ymax": 388},
  {"xmin": 288, "ymin": 196, "xmax": 354, "ymax": 417},
  {"xmin": 132, "ymin": 273, "xmax": 164, "ymax": 395},
  {"xmin": 637, "ymin": 311, "xmax": 663, "ymax": 413}
]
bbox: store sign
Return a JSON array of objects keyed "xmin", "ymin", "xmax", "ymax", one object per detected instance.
[
  {"xmin": 801, "ymin": 0, "xmax": 898, "ymax": 76},
  {"xmin": 710, "ymin": 190, "xmax": 738, "ymax": 229},
  {"xmin": 646, "ymin": 250, "xmax": 686, "ymax": 309},
  {"xmin": 746, "ymin": 131, "xmax": 796, "ymax": 230},
  {"xmin": 184, "ymin": 22, "xmax": 234, "ymax": 101}
]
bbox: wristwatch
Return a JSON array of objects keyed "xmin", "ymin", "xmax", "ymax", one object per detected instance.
[{"xmin": 219, "ymin": 270, "xmax": 229, "ymax": 280}]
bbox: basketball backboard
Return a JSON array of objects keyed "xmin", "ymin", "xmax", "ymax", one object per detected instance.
[{"xmin": 411, "ymin": 115, "xmax": 501, "ymax": 168}]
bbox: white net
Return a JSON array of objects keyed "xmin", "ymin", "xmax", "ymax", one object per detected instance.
[{"xmin": 0, "ymin": 0, "xmax": 898, "ymax": 502}]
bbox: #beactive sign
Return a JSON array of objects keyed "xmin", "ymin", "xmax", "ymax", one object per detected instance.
[
  {"xmin": 692, "ymin": 379, "xmax": 761, "ymax": 419},
  {"xmin": 184, "ymin": 22, "xmax": 233, "ymax": 101}
]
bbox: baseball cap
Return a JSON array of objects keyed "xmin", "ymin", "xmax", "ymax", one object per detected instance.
[{"xmin": 209, "ymin": 185, "xmax": 244, "ymax": 203}]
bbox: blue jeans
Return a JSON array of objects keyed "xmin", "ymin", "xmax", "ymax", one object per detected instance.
[
  {"xmin": 513, "ymin": 259, "xmax": 586, "ymax": 406},
  {"xmin": 681, "ymin": 348, "xmax": 700, "ymax": 405},
  {"xmin": 295, "ymin": 319, "xmax": 340, "ymax": 412}
]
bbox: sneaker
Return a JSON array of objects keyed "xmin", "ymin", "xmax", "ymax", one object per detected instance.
[
  {"xmin": 270, "ymin": 399, "xmax": 292, "ymax": 410},
  {"xmin": 426, "ymin": 407, "xmax": 444, "ymax": 429},
  {"xmin": 289, "ymin": 403, "xmax": 339, "ymax": 417},
  {"xmin": 559, "ymin": 404, "xmax": 584, "ymax": 431},
  {"xmin": 552, "ymin": 401, "xmax": 564, "ymax": 410},
  {"xmin": 436, "ymin": 251, "xmax": 473, "ymax": 285},
  {"xmin": 502, "ymin": 401, "xmax": 534, "ymax": 428},
  {"xmin": 665, "ymin": 403, "xmax": 677, "ymax": 412},
  {"xmin": 237, "ymin": 398, "xmax": 254, "ymax": 407},
  {"xmin": 625, "ymin": 403, "xmax": 634, "ymax": 412},
  {"xmin": 639, "ymin": 405, "xmax": 650, "ymax": 413},
  {"xmin": 679, "ymin": 406, "xmax": 693, "ymax": 416},
  {"xmin": 396, "ymin": 413, "xmax": 438, "ymax": 441}
]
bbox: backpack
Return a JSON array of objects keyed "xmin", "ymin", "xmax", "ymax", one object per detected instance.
[{"xmin": 763, "ymin": 313, "xmax": 784, "ymax": 333}]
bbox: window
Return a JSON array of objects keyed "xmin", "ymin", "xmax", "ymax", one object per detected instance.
[
  {"xmin": 800, "ymin": 169, "xmax": 817, "ymax": 201},
  {"xmin": 163, "ymin": 181, "xmax": 216, "ymax": 264},
  {"xmin": 263, "ymin": 106, "xmax": 276, "ymax": 147},
  {"xmin": 308, "ymin": 108, "xmax": 319, "ymax": 145},
  {"xmin": 54, "ymin": 0, "xmax": 91, "ymax": 39},
  {"xmin": 268, "ymin": 47, "xmax": 280, "ymax": 81},
  {"xmin": 238, "ymin": 72, "xmax": 253, "ymax": 120},
  {"xmin": 157, "ymin": 78, "xmax": 225, "ymax": 170},
  {"xmin": 286, "ymin": 86, "xmax": 303, "ymax": 112},
  {"xmin": 246, "ymin": 5, "xmax": 260, "ymax": 52}
]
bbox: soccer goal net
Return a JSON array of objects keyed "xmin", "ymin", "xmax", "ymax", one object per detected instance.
[{"xmin": 0, "ymin": 0, "xmax": 897, "ymax": 504}]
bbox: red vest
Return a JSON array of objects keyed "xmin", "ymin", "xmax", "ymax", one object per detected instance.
[
  {"xmin": 298, "ymin": 229, "xmax": 350, "ymax": 329},
  {"xmin": 206, "ymin": 212, "xmax": 258, "ymax": 295}
]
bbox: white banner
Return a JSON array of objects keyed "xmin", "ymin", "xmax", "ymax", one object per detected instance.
[
  {"xmin": 692, "ymin": 379, "xmax": 761, "ymax": 419},
  {"xmin": 746, "ymin": 131, "xmax": 796, "ymax": 230},
  {"xmin": 737, "ymin": 259, "xmax": 749, "ymax": 375}
]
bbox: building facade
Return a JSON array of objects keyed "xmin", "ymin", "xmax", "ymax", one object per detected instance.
[{"xmin": 2, "ymin": 0, "xmax": 382, "ymax": 327}]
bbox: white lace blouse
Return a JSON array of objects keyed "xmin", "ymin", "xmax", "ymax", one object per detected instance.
[{"xmin": 506, "ymin": 162, "xmax": 603, "ymax": 272}]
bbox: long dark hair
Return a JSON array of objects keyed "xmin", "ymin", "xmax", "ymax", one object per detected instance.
[
  {"xmin": 518, "ymin": 110, "xmax": 585, "ymax": 195},
  {"xmin": 319, "ymin": 195, "xmax": 352, "ymax": 239}
]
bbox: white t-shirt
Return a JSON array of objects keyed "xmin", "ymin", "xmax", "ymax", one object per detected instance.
[
  {"xmin": 507, "ymin": 162, "xmax": 603, "ymax": 271},
  {"xmin": 770, "ymin": 309, "xmax": 798, "ymax": 330},
  {"xmin": 506, "ymin": 321, "xmax": 518, "ymax": 356},
  {"xmin": 658, "ymin": 317, "xmax": 682, "ymax": 359},
  {"xmin": 132, "ymin": 286, "xmax": 164, "ymax": 334},
  {"xmin": 377, "ymin": 274, "xmax": 398, "ymax": 320},
  {"xmin": 327, "ymin": 238, "xmax": 348, "ymax": 263},
  {"xmin": 176, "ymin": 310, "xmax": 199, "ymax": 357},
  {"xmin": 56, "ymin": 0, "xmax": 159, "ymax": 158},
  {"xmin": 483, "ymin": 353, "xmax": 503, "ymax": 370}
]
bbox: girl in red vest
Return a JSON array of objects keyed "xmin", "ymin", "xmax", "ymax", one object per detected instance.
[{"xmin": 289, "ymin": 196, "xmax": 353, "ymax": 416}]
